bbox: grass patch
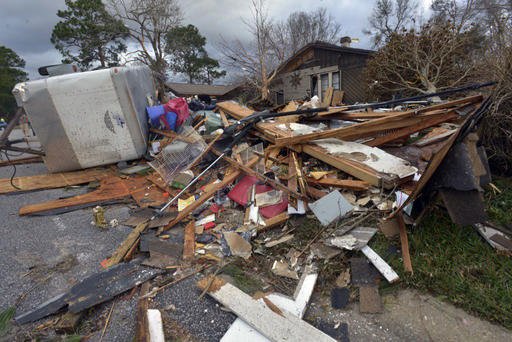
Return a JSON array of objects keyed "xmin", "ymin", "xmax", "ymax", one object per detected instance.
[
  {"xmin": 221, "ymin": 263, "xmax": 264, "ymax": 295},
  {"xmin": 370, "ymin": 207, "xmax": 512, "ymax": 329},
  {"xmin": 0, "ymin": 306, "xmax": 15, "ymax": 337},
  {"xmin": 486, "ymin": 177, "xmax": 512, "ymax": 226}
]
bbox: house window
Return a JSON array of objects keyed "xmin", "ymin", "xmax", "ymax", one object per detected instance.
[
  {"xmin": 276, "ymin": 90, "xmax": 284, "ymax": 105},
  {"xmin": 320, "ymin": 73, "xmax": 329, "ymax": 100},
  {"xmin": 332, "ymin": 72, "xmax": 340, "ymax": 90},
  {"xmin": 310, "ymin": 75, "xmax": 318, "ymax": 97}
]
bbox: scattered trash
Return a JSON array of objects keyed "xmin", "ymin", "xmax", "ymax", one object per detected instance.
[
  {"xmin": 271, "ymin": 260, "xmax": 299, "ymax": 280},
  {"xmin": 92, "ymin": 206, "xmax": 107, "ymax": 228}
]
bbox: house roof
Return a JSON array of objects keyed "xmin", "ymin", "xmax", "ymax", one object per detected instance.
[
  {"xmin": 165, "ymin": 82, "xmax": 241, "ymax": 96},
  {"xmin": 274, "ymin": 41, "xmax": 373, "ymax": 75}
]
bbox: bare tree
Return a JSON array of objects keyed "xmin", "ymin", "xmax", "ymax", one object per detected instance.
[
  {"xmin": 430, "ymin": 0, "xmax": 479, "ymax": 32},
  {"xmin": 272, "ymin": 8, "xmax": 342, "ymax": 58},
  {"xmin": 365, "ymin": 0, "xmax": 418, "ymax": 47},
  {"xmin": 108, "ymin": 0, "xmax": 183, "ymax": 91},
  {"xmin": 366, "ymin": 21, "xmax": 480, "ymax": 97},
  {"xmin": 218, "ymin": 0, "xmax": 278, "ymax": 101}
]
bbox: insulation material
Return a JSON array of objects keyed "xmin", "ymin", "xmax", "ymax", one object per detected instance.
[
  {"xmin": 276, "ymin": 122, "xmax": 327, "ymax": 136},
  {"xmin": 314, "ymin": 139, "xmax": 418, "ymax": 179}
]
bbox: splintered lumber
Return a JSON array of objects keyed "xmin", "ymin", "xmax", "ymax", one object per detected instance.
[
  {"xmin": 0, "ymin": 168, "xmax": 110, "ymax": 194},
  {"xmin": 323, "ymin": 87, "xmax": 334, "ymax": 107},
  {"xmin": 360, "ymin": 245, "xmax": 399, "ymax": 283},
  {"xmin": 306, "ymin": 177, "xmax": 370, "ymax": 191},
  {"xmin": 183, "ymin": 220, "xmax": 195, "ymax": 261},
  {"xmin": 258, "ymin": 212, "xmax": 290, "ymax": 232},
  {"xmin": 19, "ymin": 177, "xmax": 131, "ymax": 216},
  {"xmin": 105, "ymin": 222, "xmax": 149, "ymax": 268},
  {"xmin": 272, "ymin": 95, "xmax": 483, "ymax": 147},
  {"xmin": 150, "ymin": 128, "xmax": 196, "ymax": 144},
  {"xmin": 124, "ymin": 177, "xmax": 168, "ymax": 208},
  {"xmin": 396, "ymin": 212, "xmax": 413, "ymax": 273},
  {"xmin": 198, "ymin": 276, "xmax": 336, "ymax": 342},
  {"xmin": 0, "ymin": 156, "xmax": 43, "ymax": 167},
  {"xmin": 288, "ymin": 153, "xmax": 298, "ymax": 208},
  {"xmin": 302, "ymin": 145, "xmax": 384, "ymax": 187},
  {"xmin": 219, "ymin": 110, "xmax": 230, "ymax": 127},
  {"xmin": 164, "ymin": 158, "xmax": 259, "ymax": 230},
  {"xmin": 365, "ymin": 110, "xmax": 458, "ymax": 147},
  {"xmin": 331, "ymin": 90, "xmax": 344, "ymax": 106},
  {"xmin": 135, "ymin": 282, "xmax": 151, "ymax": 342},
  {"xmin": 212, "ymin": 149, "xmax": 306, "ymax": 200}
]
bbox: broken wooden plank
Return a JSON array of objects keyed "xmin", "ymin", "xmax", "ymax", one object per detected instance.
[
  {"xmin": 366, "ymin": 111, "xmax": 458, "ymax": 147},
  {"xmin": 360, "ymin": 245, "xmax": 399, "ymax": 283},
  {"xmin": 396, "ymin": 212, "xmax": 413, "ymax": 273},
  {"xmin": 135, "ymin": 282, "xmax": 151, "ymax": 342},
  {"xmin": 198, "ymin": 276, "xmax": 335, "ymax": 342},
  {"xmin": 306, "ymin": 177, "xmax": 370, "ymax": 191},
  {"xmin": 183, "ymin": 220, "xmax": 195, "ymax": 261},
  {"xmin": 104, "ymin": 222, "xmax": 149, "ymax": 268},
  {"xmin": 212, "ymin": 149, "xmax": 306, "ymax": 200},
  {"xmin": 19, "ymin": 177, "xmax": 131, "ymax": 216},
  {"xmin": 221, "ymin": 267, "xmax": 318, "ymax": 341},
  {"xmin": 0, "ymin": 168, "xmax": 110, "ymax": 194},
  {"xmin": 164, "ymin": 158, "xmax": 259, "ymax": 230},
  {"xmin": 0, "ymin": 156, "xmax": 43, "ymax": 167},
  {"xmin": 150, "ymin": 128, "xmax": 196, "ymax": 144},
  {"xmin": 302, "ymin": 145, "xmax": 383, "ymax": 187},
  {"xmin": 331, "ymin": 90, "xmax": 344, "ymax": 106},
  {"xmin": 258, "ymin": 212, "xmax": 290, "ymax": 232},
  {"xmin": 323, "ymin": 87, "xmax": 334, "ymax": 107},
  {"xmin": 219, "ymin": 110, "xmax": 230, "ymax": 127}
]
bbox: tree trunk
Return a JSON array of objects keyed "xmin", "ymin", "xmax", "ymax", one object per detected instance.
[{"xmin": 98, "ymin": 47, "xmax": 105, "ymax": 68}]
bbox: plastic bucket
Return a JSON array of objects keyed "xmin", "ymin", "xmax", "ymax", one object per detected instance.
[{"xmin": 146, "ymin": 105, "xmax": 165, "ymax": 127}]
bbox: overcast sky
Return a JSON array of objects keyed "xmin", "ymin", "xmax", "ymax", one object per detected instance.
[{"xmin": 0, "ymin": 0, "xmax": 431, "ymax": 81}]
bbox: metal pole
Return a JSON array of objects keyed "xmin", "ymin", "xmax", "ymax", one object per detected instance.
[{"xmin": 152, "ymin": 152, "xmax": 225, "ymax": 219}]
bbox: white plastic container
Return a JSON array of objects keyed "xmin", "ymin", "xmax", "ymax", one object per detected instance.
[{"xmin": 13, "ymin": 66, "xmax": 155, "ymax": 172}]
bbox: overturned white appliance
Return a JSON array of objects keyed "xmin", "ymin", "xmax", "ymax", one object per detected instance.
[{"xmin": 13, "ymin": 66, "xmax": 155, "ymax": 172}]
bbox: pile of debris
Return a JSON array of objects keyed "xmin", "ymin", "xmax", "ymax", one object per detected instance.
[{"xmin": 3, "ymin": 78, "xmax": 510, "ymax": 340}]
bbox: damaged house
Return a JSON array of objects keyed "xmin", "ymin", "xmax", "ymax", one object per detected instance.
[{"xmin": 269, "ymin": 40, "xmax": 373, "ymax": 105}]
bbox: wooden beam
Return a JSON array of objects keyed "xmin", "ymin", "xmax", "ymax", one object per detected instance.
[
  {"xmin": 105, "ymin": 222, "xmax": 149, "ymax": 268},
  {"xmin": 0, "ymin": 156, "xmax": 43, "ymax": 167},
  {"xmin": 212, "ymin": 149, "xmax": 306, "ymax": 200},
  {"xmin": 218, "ymin": 110, "xmax": 230, "ymax": 127},
  {"xmin": 259, "ymin": 212, "xmax": 290, "ymax": 232},
  {"xmin": 396, "ymin": 212, "xmax": 413, "ymax": 273},
  {"xmin": 135, "ymin": 282, "xmax": 151, "ymax": 342},
  {"xmin": 183, "ymin": 220, "xmax": 195, "ymax": 261},
  {"xmin": 19, "ymin": 177, "xmax": 131, "ymax": 216},
  {"xmin": 365, "ymin": 111, "xmax": 458, "ymax": 147},
  {"xmin": 197, "ymin": 276, "xmax": 336, "ymax": 342},
  {"xmin": 302, "ymin": 145, "xmax": 383, "ymax": 187},
  {"xmin": 0, "ymin": 168, "xmax": 110, "ymax": 194},
  {"xmin": 164, "ymin": 158, "xmax": 259, "ymax": 230},
  {"xmin": 306, "ymin": 177, "xmax": 370, "ymax": 191},
  {"xmin": 150, "ymin": 128, "xmax": 196, "ymax": 144}
]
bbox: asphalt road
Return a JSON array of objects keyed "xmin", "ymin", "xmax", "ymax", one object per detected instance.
[{"xmin": 0, "ymin": 134, "xmax": 235, "ymax": 341}]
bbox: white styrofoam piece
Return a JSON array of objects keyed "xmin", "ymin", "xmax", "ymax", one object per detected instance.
[
  {"xmin": 147, "ymin": 309, "xmax": 165, "ymax": 342},
  {"xmin": 221, "ymin": 271, "xmax": 318, "ymax": 342},
  {"xmin": 309, "ymin": 190, "xmax": 353, "ymax": 226}
]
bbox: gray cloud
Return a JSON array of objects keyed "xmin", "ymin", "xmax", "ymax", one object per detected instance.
[{"xmin": 1, "ymin": 0, "xmax": 431, "ymax": 80}]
